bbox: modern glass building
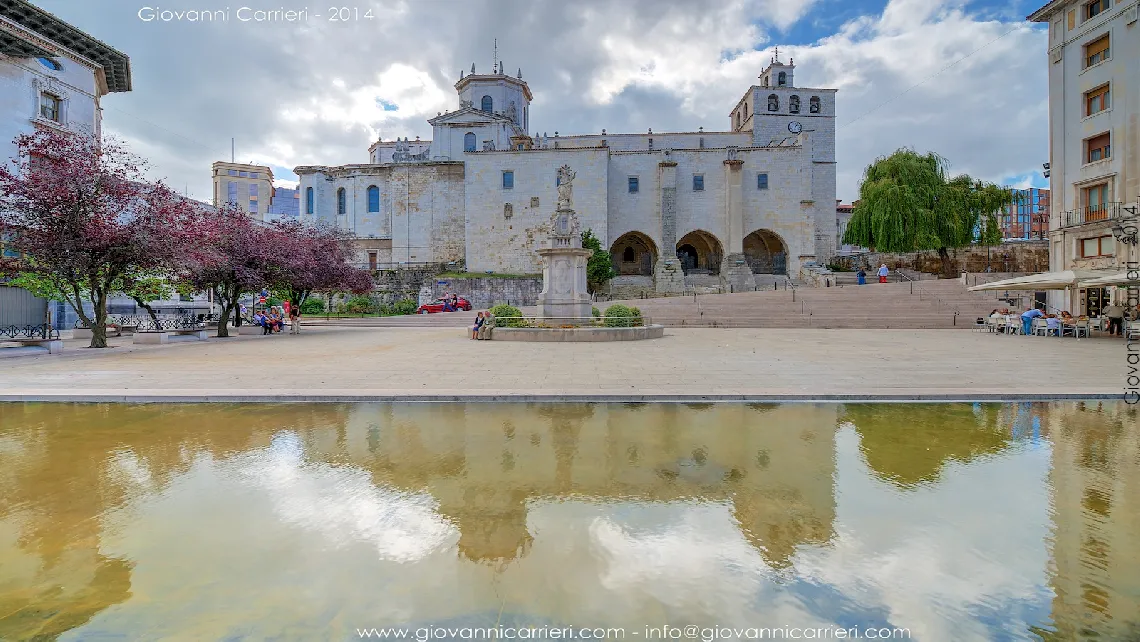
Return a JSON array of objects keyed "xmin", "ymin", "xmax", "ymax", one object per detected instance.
[{"xmin": 1001, "ymin": 188, "xmax": 1050, "ymax": 240}]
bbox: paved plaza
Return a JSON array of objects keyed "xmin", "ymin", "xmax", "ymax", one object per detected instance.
[{"xmin": 0, "ymin": 326, "xmax": 1123, "ymax": 401}]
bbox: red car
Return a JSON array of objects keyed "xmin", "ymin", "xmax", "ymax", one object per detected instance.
[{"xmin": 416, "ymin": 297, "xmax": 472, "ymax": 314}]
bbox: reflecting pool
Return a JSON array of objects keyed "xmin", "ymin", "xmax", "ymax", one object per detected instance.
[{"xmin": 0, "ymin": 402, "xmax": 1138, "ymax": 640}]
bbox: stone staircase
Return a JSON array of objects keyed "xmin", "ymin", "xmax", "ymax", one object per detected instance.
[{"xmin": 600, "ymin": 277, "xmax": 1008, "ymax": 329}]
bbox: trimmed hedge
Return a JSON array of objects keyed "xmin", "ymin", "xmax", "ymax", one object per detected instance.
[
  {"xmin": 603, "ymin": 304, "xmax": 634, "ymax": 327},
  {"xmin": 383, "ymin": 299, "xmax": 418, "ymax": 316},
  {"xmin": 489, "ymin": 304, "xmax": 525, "ymax": 327},
  {"xmin": 300, "ymin": 298, "xmax": 325, "ymax": 314},
  {"xmin": 345, "ymin": 295, "xmax": 376, "ymax": 314},
  {"xmin": 631, "ymin": 306, "xmax": 643, "ymax": 326}
]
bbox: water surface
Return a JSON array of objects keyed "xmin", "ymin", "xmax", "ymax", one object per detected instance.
[{"xmin": 0, "ymin": 402, "xmax": 1137, "ymax": 640}]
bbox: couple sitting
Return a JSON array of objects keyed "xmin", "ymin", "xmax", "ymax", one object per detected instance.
[
  {"xmin": 471, "ymin": 311, "xmax": 495, "ymax": 340},
  {"xmin": 254, "ymin": 307, "xmax": 284, "ymax": 334}
]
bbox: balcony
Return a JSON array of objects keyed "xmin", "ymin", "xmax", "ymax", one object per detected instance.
[{"xmin": 1061, "ymin": 202, "xmax": 1123, "ymax": 228}]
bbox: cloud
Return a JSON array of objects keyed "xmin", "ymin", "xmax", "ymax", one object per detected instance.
[{"xmin": 34, "ymin": 0, "xmax": 1046, "ymax": 203}]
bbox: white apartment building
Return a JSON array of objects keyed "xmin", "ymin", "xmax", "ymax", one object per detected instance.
[{"xmin": 1030, "ymin": 0, "xmax": 1139, "ymax": 314}]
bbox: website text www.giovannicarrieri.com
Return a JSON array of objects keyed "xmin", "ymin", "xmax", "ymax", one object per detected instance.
[{"xmin": 356, "ymin": 626, "xmax": 912, "ymax": 640}]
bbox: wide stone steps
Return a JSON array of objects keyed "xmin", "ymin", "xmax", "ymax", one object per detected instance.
[{"xmin": 307, "ymin": 278, "xmax": 1010, "ymax": 330}]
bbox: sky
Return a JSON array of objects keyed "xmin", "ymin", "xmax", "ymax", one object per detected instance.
[{"xmin": 34, "ymin": 0, "xmax": 1052, "ymax": 203}]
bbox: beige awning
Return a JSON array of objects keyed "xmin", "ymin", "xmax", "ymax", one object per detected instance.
[
  {"xmin": 968, "ymin": 270, "xmax": 1111, "ymax": 292},
  {"xmin": 1076, "ymin": 272, "xmax": 1140, "ymax": 289}
]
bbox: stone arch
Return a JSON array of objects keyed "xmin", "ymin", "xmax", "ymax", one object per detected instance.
[
  {"xmin": 610, "ymin": 231, "xmax": 658, "ymax": 277},
  {"xmin": 743, "ymin": 229, "xmax": 788, "ymax": 275},
  {"xmin": 676, "ymin": 230, "xmax": 723, "ymax": 275}
]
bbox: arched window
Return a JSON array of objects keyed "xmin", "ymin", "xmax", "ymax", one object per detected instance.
[
  {"xmin": 778, "ymin": 72, "xmax": 787, "ymax": 86},
  {"xmin": 305, "ymin": 187, "xmax": 313, "ymax": 214},
  {"xmin": 367, "ymin": 185, "xmax": 379, "ymax": 213},
  {"xmin": 480, "ymin": 95, "xmax": 493, "ymax": 112},
  {"xmin": 336, "ymin": 188, "xmax": 346, "ymax": 215},
  {"xmin": 623, "ymin": 247, "xmax": 636, "ymax": 262},
  {"xmin": 463, "ymin": 132, "xmax": 476, "ymax": 152},
  {"xmin": 767, "ymin": 94, "xmax": 779, "ymax": 112},
  {"xmin": 809, "ymin": 96, "xmax": 821, "ymax": 113},
  {"xmin": 744, "ymin": 102, "xmax": 749, "ymax": 118},
  {"xmin": 789, "ymin": 95, "xmax": 801, "ymax": 114}
]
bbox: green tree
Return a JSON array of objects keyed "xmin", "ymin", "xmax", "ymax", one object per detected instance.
[
  {"xmin": 581, "ymin": 229, "xmax": 615, "ymax": 293},
  {"xmin": 7, "ymin": 268, "xmax": 184, "ymax": 328},
  {"xmin": 842, "ymin": 149, "xmax": 1012, "ymax": 278}
]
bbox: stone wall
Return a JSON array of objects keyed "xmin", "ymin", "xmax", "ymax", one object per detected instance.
[
  {"xmin": 464, "ymin": 147, "xmax": 610, "ymax": 273},
  {"xmin": 830, "ymin": 241, "xmax": 1049, "ymax": 275},
  {"xmin": 431, "ymin": 277, "xmax": 543, "ymax": 309},
  {"xmin": 296, "ymin": 162, "xmax": 466, "ymax": 265}
]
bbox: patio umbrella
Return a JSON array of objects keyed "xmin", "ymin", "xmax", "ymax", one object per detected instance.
[
  {"xmin": 967, "ymin": 269, "xmax": 1111, "ymax": 292},
  {"xmin": 1075, "ymin": 272, "xmax": 1140, "ymax": 289}
]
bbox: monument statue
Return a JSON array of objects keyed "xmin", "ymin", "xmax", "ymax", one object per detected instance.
[
  {"xmin": 536, "ymin": 165, "xmax": 591, "ymax": 324},
  {"xmin": 556, "ymin": 165, "xmax": 576, "ymax": 210}
]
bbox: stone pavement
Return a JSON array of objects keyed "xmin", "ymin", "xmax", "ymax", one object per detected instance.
[{"xmin": 0, "ymin": 326, "xmax": 1123, "ymax": 401}]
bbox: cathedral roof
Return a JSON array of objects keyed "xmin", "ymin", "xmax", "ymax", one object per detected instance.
[
  {"xmin": 427, "ymin": 105, "xmax": 517, "ymax": 127},
  {"xmin": 454, "ymin": 72, "xmax": 533, "ymax": 102}
]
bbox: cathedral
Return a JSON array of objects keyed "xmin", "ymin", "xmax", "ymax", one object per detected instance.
[{"xmin": 295, "ymin": 52, "xmax": 837, "ymax": 292}]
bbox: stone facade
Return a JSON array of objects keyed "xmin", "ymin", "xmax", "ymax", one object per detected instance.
[
  {"xmin": 1028, "ymin": 0, "xmax": 1140, "ymax": 314},
  {"xmin": 295, "ymin": 53, "xmax": 837, "ymax": 290}
]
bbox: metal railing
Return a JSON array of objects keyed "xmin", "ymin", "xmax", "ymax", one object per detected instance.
[
  {"xmin": 1061, "ymin": 203, "xmax": 1123, "ymax": 228},
  {"xmin": 894, "ymin": 270, "xmax": 961, "ymax": 324},
  {"xmin": 0, "ymin": 323, "xmax": 58, "ymax": 340},
  {"xmin": 492, "ymin": 315, "xmax": 651, "ymax": 328}
]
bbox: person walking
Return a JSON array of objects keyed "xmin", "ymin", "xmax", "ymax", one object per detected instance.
[
  {"xmin": 857, "ymin": 267, "xmax": 867, "ymax": 286},
  {"xmin": 289, "ymin": 304, "xmax": 301, "ymax": 334},
  {"xmin": 1020, "ymin": 306, "xmax": 1043, "ymax": 336},
  {"xmin": 1104, "ymin": 302, "xmax": 1125, "ymax": 337},
  {"xmin": 878, "ymin": 264, "xmax": 889, "ymax": 284}
]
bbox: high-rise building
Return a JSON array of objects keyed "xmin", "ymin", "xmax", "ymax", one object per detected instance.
[
  {"xmin": 210, "ymin": 161, "xmax": 275, "ymax": 220},
  {"xmin": 1001, "ymin": 188, "xmax": 1051, "ymax": 240}
]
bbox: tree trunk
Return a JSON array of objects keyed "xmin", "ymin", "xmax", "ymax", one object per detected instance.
[
  {"xmin": 937, "ymin": 247, "xmax": 956, "ymax": 279},
  {"xmin": 216, "ymin": 284, "xmax": 233, "ymax": 338},
  {"xmin": 132, "ymin": 297, "xmax": 161, "ymax": 326},
  {"xmin": 90, "ymin": 290, "xmax": 109, "ymax": 348}
]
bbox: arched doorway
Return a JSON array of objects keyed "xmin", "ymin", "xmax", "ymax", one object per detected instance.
[
  {"xmin": 743, "ymin": 229, "xmax": 788, "ymax": 274},
  {"xmin": 610, "ymin": 232, "xmax": 657, "ymax": 276},
  {"xmin": 676, "ymin": 230, "xmax": 723, "ymax": 275}
]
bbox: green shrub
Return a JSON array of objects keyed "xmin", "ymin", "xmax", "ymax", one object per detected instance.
[
  {"xmin": 630, "ymin": 306, "xmax": 643, "ymax": 326},
  {"xmin": 592, "ymin": 306, "xmax": 601, "ymax": 318},
  {"xmin": 387, "ymin": 299, "xmax": 418, "ymax": 316},
  {"xmin": 603, "ymin": 304, "xmax": 634, "ymax": 328},
  {"xmin": 489, "ymin": 304, "xmax": 524, "ymax": 327},
  {"xmin": 345, "ymin": 295, "xmax": 376, "ymax": 314},
  {"xmin": 300, "ymin": 298, "xmax": 325, "ymax": 314},
  {"xmin": 268, "ymin": 296, "xmax": 284, "ymax": 307}
]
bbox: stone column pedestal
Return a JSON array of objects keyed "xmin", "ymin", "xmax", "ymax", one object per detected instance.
[
  {"xmin": 536, "ymin": 246, "xmax": 593, "ymax": 325},
  {"xmin": 720, "ymin": 253, "xmax": 756, "ymax": 293},
  {"xmin": 654, "ymin": 257, "xmax": 686, "ymax": 294}
]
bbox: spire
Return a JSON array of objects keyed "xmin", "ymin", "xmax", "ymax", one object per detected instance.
[
  {"xmin": 774, "ymin": 46, "xmax": 780, "ymax": 63},
  {"xmin": 499, "ymin": 61, "xmax": 504, "ymax": 74},
  {"xmin": 492, "ymin": 38, "xmax": 498, "ymax": 74},
  {"xmin": 517, "ymin": 67, "xmax": 522, "ymax": 79},
  {"xmin": 471, "ymin": 62, "xmax": 475, "ymax": 74}
]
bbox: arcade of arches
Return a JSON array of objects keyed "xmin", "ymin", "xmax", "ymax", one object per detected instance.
[
  {"xmin": 610, "ymin": 232, "xmax": 657, "ymax": 277},
  {"xmin": 676, "ymin": 230, "xmax": 723, "ymax": 275},
  {"xmin": 743, "ymin": 229, "xmax": 788, "ymax": 275}
]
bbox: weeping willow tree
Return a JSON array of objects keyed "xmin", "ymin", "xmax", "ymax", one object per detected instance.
[{"xmin": 842, "ymin": 149, "xmax": 1012, "ymax": 277}]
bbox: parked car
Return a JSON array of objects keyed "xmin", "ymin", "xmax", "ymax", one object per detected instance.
[{"xmin": 416, "ymin": 297, "xmax": 472, "ymax": 314}]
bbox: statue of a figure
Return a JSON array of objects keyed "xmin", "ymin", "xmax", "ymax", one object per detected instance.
[
  {"xmin": 556, "ymin": 165, "xmax": 576, "ymax": 210},
  {"xmin": 507, "ymin": 101, "xmax": 518, "ymax": 124}
]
